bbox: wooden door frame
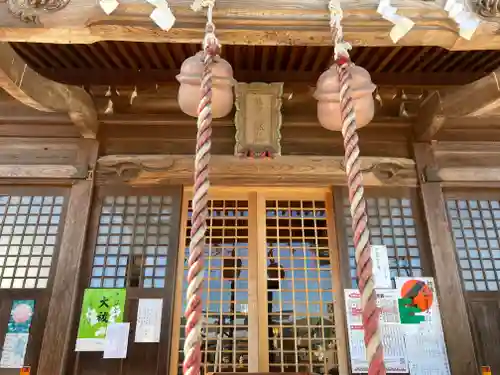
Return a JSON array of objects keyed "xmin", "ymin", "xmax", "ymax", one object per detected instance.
[
  {"xmin": 169, "ymin": 187, "xmax": 349, "ymax": 375},
  {"xmin": 72, "ymin": 185, "xmax": 183, "ymax": 375}
]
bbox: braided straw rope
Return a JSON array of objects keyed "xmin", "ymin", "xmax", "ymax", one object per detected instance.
[
  {"xmin": 183, "ymin": 4, "xmax": 219, "ymax": 375},
  {"xmin": 328, "ymin": 1, "xmax": 385, "ymax": 374}
]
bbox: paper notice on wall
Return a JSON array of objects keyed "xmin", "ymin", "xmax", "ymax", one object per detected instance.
[
  {"xmin": 0, "ymin": 334, "xmax": 29, "ymax": 368},
  {"xmin": 75, "ymin": 288, "xmax": 126, "ymax": 352},
  {"xmin": 395, "ymin": 277, "xmax": 451, "ymax": 375},
  {"xmin": 103, "ymin": 323, "xmax": 130, "ymax": 359},
  {"xmin": 0, "ymin": 300, "xmax": 35, "ymax": 368},
  {"xmin": 344, "ymin": 289, "xmax": 408, "ymax": 373},
  {"xmin": 371, "ymin": 245, "xmax": 392, "ymax": 289},
  {"xmin": 135, "ymin": 298, "xmax": 163, "ymax": 343}
]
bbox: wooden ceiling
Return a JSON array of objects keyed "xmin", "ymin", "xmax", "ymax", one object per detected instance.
[{"xmin": 11, "ymin": 42, "xmax": 500, "ymax": 87}]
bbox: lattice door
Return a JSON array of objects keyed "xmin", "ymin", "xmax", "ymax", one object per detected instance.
[
  {"xmin": 264, "ymin": 198, "xmax": 339, "ymax": 375},
  {"xmin": 178, "ymin": 198, "xmax": 253, "ymax": 374},
  {"xmin": 174, "ymin": 190, "xmax": 342, "ymax": 375}
]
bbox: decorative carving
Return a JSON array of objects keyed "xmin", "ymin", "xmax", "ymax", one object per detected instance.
[
  {"xmin": 98, "ymin": 157, "xmax": 176, "ymax": 182},
  {"xmin": 475, "ymin": 0, "xmax": 500, "ymax": 17},
  {"xmin": 6, "ymin": 0, "xmax": 70, "ymax": 23},
  {"xmin": 234, "ymin": 82, "xmax": 283, "ymax": 158},
  {"xmin": 96, "ymin": 155, "xmax": 417, "ymax": 186},
  {"xmin": 340, "ymin": 159, "xmax": 415, "ymax": 183}
]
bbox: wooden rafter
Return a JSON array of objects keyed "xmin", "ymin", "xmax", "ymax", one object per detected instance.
[
  {"xmin": 0, "ymin": 43, "xmax": 98, "ymax": 138},
  {"xmin": 414, "ymin": 69, "xmax": 500, "ymax": 141},
  {"xmin": 36, "ymin": 69, "xmax": 487, "ymax": 88}
]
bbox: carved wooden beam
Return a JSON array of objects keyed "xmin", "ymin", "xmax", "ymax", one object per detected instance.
[
  {"xmin": 0, "ymin": 43, "xmax": 98, "ymax": 138},
  {"xmin": 0, "ymin": 137, "xmax": 91, "ymax": 179},
  {"xmin": 1, "ymin": 0, "xmax": 500, "ymax": 50},
  {"xmin": 417, "ymin": 141, "xmax": 500, "ymax": 185},
  {"xmin": 414, "ymin": 69, "xmax": 500, "ymax": 140},
  {"xmin": 96, "ymin": 154, "xmax": 417, "ymax": 186}
]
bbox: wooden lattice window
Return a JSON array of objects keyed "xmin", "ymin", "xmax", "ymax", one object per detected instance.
[
  {"xmin": 90, "ymin": 195, "xmax": 176, "ymax": 289},
  {"xmin": 342, "ymin": 193, "xmax": 423, "ymax": 288},
  {"xmin": 178, "ymin": 199, "xmax": 251, "ymax": 374},
  {"xmin": 265, "ymin": 199, "xmax": 338, "ymax": 374},
  {"xmin": 446, "ymin": 198, "xmax": 500, "ymax": 292},
  {"xmin": 0, "ymin": 194, "xmax": 65, "ymax": 289}
]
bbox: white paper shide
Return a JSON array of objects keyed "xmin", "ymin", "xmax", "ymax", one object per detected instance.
[
  {"xmin": 444, "ymin": 0, "xmax": 480, "ymax": 40},
  {"xmin": 135, "ymin": 298, "xmax": 163, "ymax": 343},
  {"xmin": 99, "ymin": 0, "xmax": 119, "ymax": 15},
  {"xmin": 148, "ymin": 0, "xmax": 176, "ymax": 31},
  {"xmin": 377, "ymin": 0, "xmax": 415, "ymax": 43}
]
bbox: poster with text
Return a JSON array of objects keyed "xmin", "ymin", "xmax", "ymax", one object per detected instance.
[
  {"xmin": 395, "ymin": 277, "xmax": 451, "ymax": 375},
  {"xmin": 0, "ymin": 300, "xmax": 35, "ymax": 368},
  {"xmin": 135, "ymin": 298, "xmax": 163, "ymax": 343},
  {"xmin": 75, "ymin": 288, "xmax": 126, "ymax": 352},
  {"xmin": 345, "ymin": 289, "xmax": 408, "ymax": 373}
]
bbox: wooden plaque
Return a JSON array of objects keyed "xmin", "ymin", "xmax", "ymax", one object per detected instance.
[{"xmin": 234, "ymin": 82, "xmax": 283, "ymax": 157}]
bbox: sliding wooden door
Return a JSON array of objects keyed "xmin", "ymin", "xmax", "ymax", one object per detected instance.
[
  {"xmin": 0, "ymin": 187, "xmax": 68, "ymax": 375},
  {"xmin": 72, "ymin": 186, "xmax": 182, "ymax": 375},
  {"xmin": 170, "ymin": 188, "xmax": 347, "ymax": 375}
]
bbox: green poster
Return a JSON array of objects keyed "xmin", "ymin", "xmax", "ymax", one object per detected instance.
[{"xmin": 75, "ymin": 288, "xmax": 126, "ymax": 352}]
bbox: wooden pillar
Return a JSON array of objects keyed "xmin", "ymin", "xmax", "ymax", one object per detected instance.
[
  {"xmin": 414, "ymin": 142, "xmax": 478, "ymax": 375},
  {"xmin": 37, "ymin": 140, "xmax": 98, "ymax": 375},
  {"xmin": 326, "ymin": 189, "xmax": 349, "ymax": 375}
]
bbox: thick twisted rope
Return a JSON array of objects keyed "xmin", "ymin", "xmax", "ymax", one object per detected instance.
[
  {"xmin": 183, "ymin": 6, "xmax": 219, "ymax": 375},
  {"xmin": 329, "ymin": 2, "xmax": 385, "ymax": 375}
]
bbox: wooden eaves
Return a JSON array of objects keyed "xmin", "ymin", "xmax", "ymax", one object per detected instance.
[{"xmin": 1, "ymin": 0, "xmax": 500, "ymax": 50}]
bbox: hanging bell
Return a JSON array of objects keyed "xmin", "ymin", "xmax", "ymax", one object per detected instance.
[
  {"xmin": 313, "ymin": 64, "xmax": 376, "ymax": 131},
  {"xmin": 177, "ymin": 51, "xmax": 235, "ymax": 118}
]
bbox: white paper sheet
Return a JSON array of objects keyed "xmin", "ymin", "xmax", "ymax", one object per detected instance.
[
  {"xmin": 103, "ymin": 323, "xmax": 130, "ymax": 359},
  {"xmin": 371, "ymin": 245, "xmax": 392, "ymax": 289},
  {"xmin": 135, "ymin": 299, "xmax": 163, "ymax": 343},
  {"xmin": 0, "ymin": 334, "xmax": 29, "ymax": 368}
]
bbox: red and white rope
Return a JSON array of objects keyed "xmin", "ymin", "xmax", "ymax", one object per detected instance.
[
  {"xmin": 183, "ymin": 6, "xmax": 219, "ymax": 375},
  {"xmin": 329, "ymin": 1, "xmax": 386, "ymax": 374}
]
